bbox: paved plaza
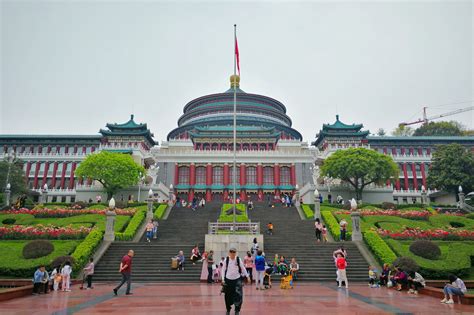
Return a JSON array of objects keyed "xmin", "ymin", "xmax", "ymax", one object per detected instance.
[{"xmin": 0, "ymin": 282, "xmax": 471, "ymax": 314}]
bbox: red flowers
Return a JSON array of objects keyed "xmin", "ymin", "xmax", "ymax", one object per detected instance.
[
  {"xmin": 3, "ymin": 208, "xmax": 136, "ymax": 218},
  {"xmin": 377, "ymin": 227, "xmax": 474, "ymax": 241},
  {"xmin": 335, "ymin": 209, "xmax": 430, "ymax": 219},
  {"xmin": 0, "ymin": 224, "xmax": 92, "ymax": 240}
]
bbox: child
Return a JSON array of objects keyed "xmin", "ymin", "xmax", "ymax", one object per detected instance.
[
  {"xmin": 322, "ymin": 225, "xmax": 328, "ymax": 242},
  {"xmin": 61, "ymin": 261, "xmax": 72, "ymax": 292},
  {"xmin": 177, "ymin": 250, "xmax": 185, "ymax": 271},
  {"xmin": 273, "ymin": 254, "xmax": 279, "ymax": 274},
  {"xmin": 213, "ymin": 263, "xmax": 220, "ymax": 283},
  {"xmin": 83, "ymin": 258, "xmax": 94, "ymax": 289},
  {"xmin": 336, "ymin": 253, "xmax": 348, "ymax": 289},
  {"xmin": 267, "ymin": 222, "xmax": 274, "ymax": 235},
  {"xmin": 368, "ymin": 266, "xmax": 378, "ymax": 288},
  {"xmin": 50, "ymin": 266, "xmax": 61, "ymax": 291}
]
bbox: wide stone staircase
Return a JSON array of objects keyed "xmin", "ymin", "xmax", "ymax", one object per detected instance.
[
  {"xmin": 248, "ymin": 202, "xmax": 368, "ymax": 282},
  {"xmin": 94, "ymin": 202, "xmax": 221, "ymax": 282}
]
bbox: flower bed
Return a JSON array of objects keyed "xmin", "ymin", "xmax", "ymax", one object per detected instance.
[
  {"xmin": 0, "ymin": 225, "xmax": 91, "ymax": 240},
  {"xmin": 2, "ymin": 208, "xmax": 136, "ymax": 218},
  {"xmin": 335, "ymin": 209, "xmax": 430, "ymax": 220},
  {"xmin": 378, "ymin": 227, "xmax": 474, "ymax": 241}
]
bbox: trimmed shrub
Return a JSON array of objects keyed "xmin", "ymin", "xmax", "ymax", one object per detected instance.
[
  {"xmin": 153, "ymin": 204, "xmax": 168, "ymax": 220},
  {"xmin": 51, "ymin": 255, "xmax": 75, "ymax": 269},
  {"xmin": 115, "ymin": 201, "xmax": 128, "ymax": 209},
  {"xmin": 467, "ymin": 213, "xmax": 474, "ymax": 220},
  {"xmin": 363, "ymin": 231, "xmax": 397, "ymax": 265},
  {"xmin": 381, "ymin": 202, "xmax": 396, "ymax": 210},
  {"xmin": 409, "ymin": 240, "xmax": 441, "ymax": 260},
  {"xmin": 71, "ymin": 201, "xmax": 87, "ymax": 209},
  {"xmin": 2, "ymin": 218, "xmax": 16, "ymax": 225},
  {"xmin": 301, "ymin": 205, "xmax": 314, "ymax": 219},
  {"xmin": 71, "ymin": 229, "xmax": 103, "ymax": 272},
  {"xmin": 115, "ymin": 208, "xmax": 147, "ymax": 241},
  {"xmin": 393, "ymin": 256, "xmax": 419, "ymax": 273},
  {"xmin": 22, "ymin": 240, "xmax": 54, "ymax": 259}
]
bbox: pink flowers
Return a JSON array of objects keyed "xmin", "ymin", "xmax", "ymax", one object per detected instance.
[
  {"xmin": 335, "ymin": 209, "xmax": 431, "ymax": 219},
  {"xmin": 3, "ymin": 208, "xmax": 136, "ymax": 218},
  {"xmin": 0, "ymin": 224, "xmax": 92, "ymax": 240},
  {"xmin": 377, "ymin": 227, "xmax": 474, "ymax": 241}
]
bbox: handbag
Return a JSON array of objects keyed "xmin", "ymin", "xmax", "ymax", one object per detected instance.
[{"xmin": 387, "ymin": 280, "xmax": 393, "ymax": 288}]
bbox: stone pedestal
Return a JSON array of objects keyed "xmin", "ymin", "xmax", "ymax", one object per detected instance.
[
  {"xmin": 5, "ymin": 189, "xmax": 10, "ymax": 207},
  {"xmin": 421, "ymin": 191, "xmax": 428, "ymax": 205},
  {"xmin": 104, "ymin": 210, "xmax": 116, "ymax": 242},
  {"xmin": 147, "ymin": 199, "xmax": 154, "ymax": 220},
  {"xmin": 294, "ymin": 190, "xmax": 300, "ymax": 207},
  {"xmin": 350, "ymin": 211, "xmax": 362, "ymax": 241},
  {"xmin": 458, "ymin": 192, "xmax": 465, "ymax": 208},
  {"xmin": 313, "ymin": 195, "xmax": 321, "ymax": 220},
  {"xmin": 205, "ymin": 234, "xmax": 264, "ymax": 266},
  {"xmin": 42, "ymin": 191, "xmax": 48, "ymax": 204}
]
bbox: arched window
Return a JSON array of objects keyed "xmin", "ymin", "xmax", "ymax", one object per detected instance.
[
  {"xmin": 251, "ymin": 143, "xmax": 258, "ymax": 150},
  {"xmin": 211, "ymin": 143, "xmax": 218, "ymax": 150},
  {"xmin": 196, "ymin": 166, "xmax": 206, "ymax": 185},
  {"xmin": 230, "ymin": 166, "xmax": 240, "ymax": 184},
  {"xmin": 260, "ymin": 143, "xmax": 266, "ymax": 150},
  {"xmin": 213, "ymin": 166, "xmax": 223, "ymax": 185},
  {"xmin": 246, "ymin": 166, "xmax": 257, "ymax": 185},
  {"xmin": 263, "ymin": 166, "xmax": 273, "ymax": 185},
  {"xmin": 280, "ymin": 166, "xmax": 291, "ymax": 185},
  {"xmin": 178, "ymin": 166, "xmax": 189, "ymax": 184}
]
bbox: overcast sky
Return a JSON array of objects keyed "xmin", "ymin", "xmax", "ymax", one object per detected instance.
[{"xmin": 1, "ymin": 0, "xmax": 473, "ymax": 143}]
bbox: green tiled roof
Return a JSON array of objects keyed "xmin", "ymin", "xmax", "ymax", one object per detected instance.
[
  {"xmin": 323, "ymin": 115, "xmax": 363, "ymax": 131},
  {"xmin": 106, "ymin": 114, "xmax": 145, "ymax": 130}
]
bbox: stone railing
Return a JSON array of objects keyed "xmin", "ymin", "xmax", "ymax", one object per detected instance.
[{"xmin": 208, "ymin": 222, "xmax": 260, "ymax": 235}]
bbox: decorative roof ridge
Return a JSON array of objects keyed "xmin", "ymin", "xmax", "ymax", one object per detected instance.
[
  {"xmin": 323, "ymin": 115, "xmax": 363, "ymax": 130},
  {"xmin": 105, "ymin": 114, "xmax": 147, "ymax": 130}
]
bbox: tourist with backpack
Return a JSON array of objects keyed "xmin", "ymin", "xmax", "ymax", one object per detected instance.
[{"xmin": 221, "ymin": 248, "xmax": 250, "ymax": 315}]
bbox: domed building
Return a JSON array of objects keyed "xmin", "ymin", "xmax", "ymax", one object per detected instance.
[{"xmin": 153, "ymin": 75, "xmax": 316, "ymax": 202}]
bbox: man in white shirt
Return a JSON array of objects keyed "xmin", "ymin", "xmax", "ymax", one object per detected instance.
[{"xmin": 221, "ymin": 248, "xmax": 250, "ymax": 315}]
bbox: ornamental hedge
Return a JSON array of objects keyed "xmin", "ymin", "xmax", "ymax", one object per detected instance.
[
  {"xmin": 71, "ymin": 229, "xmax": 104, "ymax": 273},
  {"xmin": 301, "ymin": 204, "xmax": 314, "ymax": 219},
  {"xmin": 363, "ymin": 231, "xmax": 397, "ymax": 265},
  {"xmin": 153, "ymin": 204, "xmax": 168, "ymax": 220},
  {"xmin": 218, "ymin": 204, "xmax": 248, "ymax": 222},
  {"xmin": 115, "ymin": 208, "xmax": 147, "ymax": 241},
  {"xmin": 22, "ymin": 240, "xmax": 54, "ymax": 259}
]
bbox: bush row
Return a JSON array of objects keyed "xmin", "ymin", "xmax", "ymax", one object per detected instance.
[
  {"xmin": 154, "ymin": 204, "xmax": 168, "ymax": 220},
  {"xmin": 320, "ymin": 211, "xmax": 352, "ymax": 240},
  {"xmin": 301, "ymin": 204, "xmax": 314, "ymax": 219},
  {"xmin": 115, "ymin": 208, "xmax": 147, "ymax": 241},
  {"xmin": 71, "ymin": 229, "xmax": 104, "ymax": 274},
  {"xmin": 362, "ymin": 231, "xmax": 397, "ymax": 265}
]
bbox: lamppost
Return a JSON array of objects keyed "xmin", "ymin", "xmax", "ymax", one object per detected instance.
[
  {"xmin": 169, "ymin": 184, "xmax": 175, "ymax": 207},
  {"xmin": 458, "ymin": 186, "xmax": 465, "ymax": 209},
  {"xmin": 294, "ymin": 184, "xmax": 300, "ymax": 207},
  {"xmin": 41, "ymin": 184, "xmax": 48, "ymax": 204},
  {"xmin": 137, "ymin": 174, "xmax": 145, "ymax": 202},
  {"xmin": 313, "ymin": 188, "xmax": 321, "ymax": 220},
  {"xmin": 421, "ymin": 185, "xmax": 428, "ymax": 205},
  {"xmin": 350, "ymin": 198, "xmax": 362, "ymax": 241},
  {"xmin": 3, "ymin": 152, "xmax": 16, "ymax": 207},
  {"xmin": 147, "ymin": 189, "xmax": 154, "ymax": 220},
  {"xmin": 104, "ymin": 197, "xmax": 116, "ymax": 241},
  {"xmin": 5, "ymin": 183, "xmax": 11, "ymax": 207}
]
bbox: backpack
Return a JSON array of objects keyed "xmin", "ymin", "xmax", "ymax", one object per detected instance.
[{"xmin": 224, "ymin": 256, "xmax": 242, "ymax": 279}]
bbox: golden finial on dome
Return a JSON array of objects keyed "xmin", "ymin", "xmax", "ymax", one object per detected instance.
[{"xmin": 230, "ymin": 74, "xmax": 240, "ymax": 88}]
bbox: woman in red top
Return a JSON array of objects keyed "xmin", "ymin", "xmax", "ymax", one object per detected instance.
[
  {"xmin": 190, "ymin": 245, "xmax": 201, "ymax": 265},
  {"xmin": 336, "ymin": 253, "xmax": 348, "ymax": 289}
]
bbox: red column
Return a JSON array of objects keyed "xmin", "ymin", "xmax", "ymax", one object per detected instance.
[
  {"xmin": 51, "ymin": 162, "xmax": 59, "ymax": 188},
  {"xmin": 290, "ymin": 164, "xmax": 296, "ymax": 186},
  {"xmin": 47, "ymin": 146, "xmax": 51, "ymax": 154},
  {"xmin": 257, "ymin": 164, "xmax": 263, "ymax": 186},
  {"xmin": 25, "ymin": 162, "xmax": 32, "ymax": 183},
  {"xmin": 411, "ymin": 163, "xmax": 418, "ymax": 190},
  {"xmin": 427, "ymin": 148, "xmax": 431, "ymax": 155},
  {"xmin": 409, "ymin": 147, "xmax": 414, "ymax": 155},
  {"xmin": 38, "ymin": 146, "xmax": 42, "ymax": 154},
  {"xmin": 60, "ymin": 163, "xmax": 68, "ymax": 189},
  {"xmin": 65, "ymin": 146, "xmax": 69, "ymax": 154},
  {"xmin": 42, "ymin": 162, "xmax": 50, "ymax": 187},
  {"xmin": 189, "ymin": 163, "xmax": 196, "ymax": 186},
  {"xmin": 402, "ymin": 163, "xmax": 409, "ymax": 190},
  {"xmin": 418, "ymin": 147, "xmax": 423, "ymax": 155},
  {"xmin": 274, "ymin": 164, "xmax": 280, "ymax": 186},
  {"xmin": 188, "ymin": 189, "xmax": 194, "ymax": 202},
  {"xmin": 174, "ymin": 163, "xmax": 179, "ymax": 186},
  {"xmin": 395, "ymin": 179, "xmax": 401, "ymax": 191},
  {"xmin": 206, "ymin": 189, "xmax": 212, "ymax": 202},
  {"xmin": 240, "ymin": 163, "xmax": 246, "ymax": 186},
  {"xmin": 420, "ymin": 163, "xmax": 427, "ymax": 188},
  {"xmin": 240, "ymin": 190, "xmax": 246, "ymax": 201},
  {"xmin": 91, "ymin": 146, "xmax": 96, "ymax": 153},
  {"xmin": 392, "ymin": 147, "xmax": 397, "ymax": 155},
  {"xmin": 73, "ymin": 145, "xmax": 78, "ymax": 154},
  {"xmin": 82, "ymin": 146, "xmax": 86, "ymax": 154},
  {"xmin": 401, "ymin": 147, "xmax": 406, "ymax": 155},
  {"xmin": 206, "ymin": 163, "xmax": 213, "ymax": 186},
  {"xmin": 68, "ymin": 162, "xmax": 77, "ymax": 189},
  {"xmin": 383, "ymin": 147, "xmax": 387, "ymax": 154},
  {"xmin": 223, "ymin": 190, "xmax": 229, "ymax": 201},
  {"xmin": 223, "ymin": 163, "xmax": 230, "ymax": 186},
  {"xmin": 33, "ymin": 162, "xmax": 41, "ymax": 189}
]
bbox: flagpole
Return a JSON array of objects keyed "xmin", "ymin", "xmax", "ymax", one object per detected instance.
[{"xmin": 232, "ymin": 24, "xmax": 237, "ymax": 233}]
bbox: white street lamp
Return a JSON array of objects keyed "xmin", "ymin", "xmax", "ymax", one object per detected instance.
[
  {"xmin": 109, "ymin": 197, "xmax": 116, "ymax": 210},
  {"xmin": 350, "ymin": 198, "xmax": 358, "ymax": 211}
]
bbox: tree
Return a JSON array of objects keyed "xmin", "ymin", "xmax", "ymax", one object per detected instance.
[
  {"xmin": 75, "ymin": 151, "xmax": 146, "ymax": 200},
  {"xmin": 392, "ymin": 125, "xmax": 413, "ymax": 136},
  {"xmin": 413, "ymin": 121, "xmax": 463, "ymax": 136},
  {"xmin": 376, "ymin": 128, "xmax": 386, "ymax": 136},
  {"xmin": 427, "ymin": 144, "xmax": 474, "ymax": 194},
  {"xmin": 320, "ymin": 147, "xmax": 399, "ymax": 201},
  {"xmin": 0, "ymin": 159, "xmax": 27, "ymax": 199}
]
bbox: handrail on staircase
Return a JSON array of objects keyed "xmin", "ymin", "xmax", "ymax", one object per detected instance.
[{"xmin": 208, "ymin": 222, "xmax": 260, "ymax": 235}]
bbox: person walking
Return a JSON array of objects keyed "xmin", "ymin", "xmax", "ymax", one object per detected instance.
[
  {"xmin": 152, "ymin": 220, "xmax": 159, "ymax": 239},
  {"xmin": 61, "ymin": 261, "xmax": 72, "ymax": 292},
  {"xmin": 113, "ymin": 250, "xmax": 134, "ymax": 296},
  {"xmin": 339, "ymin": 218, "xmax": 348, "ymax": 241},
  {"xmin": 255, "ymin": 250, "xmax": 266, "ymax": 290},
  {"xmin": 83, "ymin": 257, "xmax": 94, "ymax": 289},
  {"xmin": 243, "ymin": 252, "xmax": 254, "ymax": 283},
  {"xmin": 314, "ymin": 218, "xmax": 323, "ymax": 242},
  {"xmin": 207, "ymin": 250, "xmax": 215, "ymax": 284},
  {"xmin": 336, "ymin": 253, "xmax": 348, "ymax": 289},
  {"xmin": 221, "ymin": 248, "xmax": 250, "ymax": 315}
]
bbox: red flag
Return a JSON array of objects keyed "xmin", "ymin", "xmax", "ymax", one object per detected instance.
[{"xmin": 235, "ymin": 37, "xmax": 240, "ymax": 76}]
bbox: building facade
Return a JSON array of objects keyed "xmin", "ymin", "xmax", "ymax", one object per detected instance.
[{"xmin": 1, "ymin": 75, "xmax": 473, "ymax": 204}]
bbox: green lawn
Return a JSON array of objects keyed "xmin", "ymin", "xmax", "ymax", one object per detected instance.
[{"xmin": 0, "ymin": 240, "xmax": 80, "ymax": 278}]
